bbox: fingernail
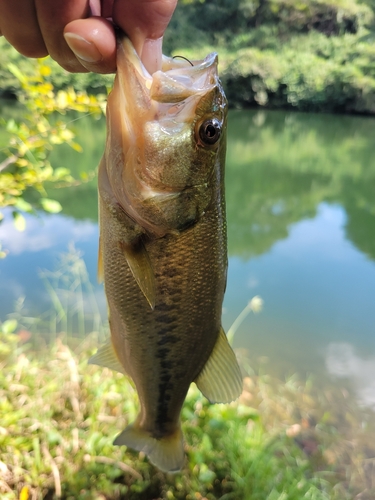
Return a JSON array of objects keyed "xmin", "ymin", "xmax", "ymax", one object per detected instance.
[
  {"xmin": 64, "ymin": 32, "xmax": 102, "ymax": 63},
  {"xmin": 141, "ymin": 37, "xmax": 163, "ymax": 75}
]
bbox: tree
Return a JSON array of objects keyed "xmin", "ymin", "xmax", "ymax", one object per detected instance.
[{"xmin": 0, "ymin": 59, "xmax": 106, "ymax": 257}]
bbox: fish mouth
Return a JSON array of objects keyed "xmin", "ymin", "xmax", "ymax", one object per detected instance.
[
  {"xmin": 110, "ymin": 35, "xmax": 223, "ymax": 174},
  {"xmin": 118, "ymin": 37, "xmax": 218, "ymax": 113},
  {"xmin": 104, "ymin": 36, "xmax": 226, "ymax": 238}
]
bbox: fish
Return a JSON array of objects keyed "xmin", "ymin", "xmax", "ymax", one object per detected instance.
[{"xmin": 90, "ymin": 35, "xmax": 243, "ymax": 473}]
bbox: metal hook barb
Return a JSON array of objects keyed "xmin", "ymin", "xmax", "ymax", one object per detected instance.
[{"xmin": 172, "ymin": 55, "xmax": 194, "ymax": 67}]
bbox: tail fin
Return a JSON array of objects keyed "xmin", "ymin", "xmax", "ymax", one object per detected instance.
[{"xmin": 114, "ymin": 420, "xmax": 185, "ymax": 473}]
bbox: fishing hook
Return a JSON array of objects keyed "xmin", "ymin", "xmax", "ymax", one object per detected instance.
[{"xmin": 172, "ymin": 55, "xmax": 194, "ymax": 67}]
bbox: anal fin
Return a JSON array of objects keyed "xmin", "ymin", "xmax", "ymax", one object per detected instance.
[
  {"xmin": 120, "ymin": 239, "xmax": 155, "ymax": 310},
  {"xmin": 195, "ymin": 327, "xmax": 243, "ymax": 403},
  {"xmin": 88, "ymin": 338, "xmax": 125, "ymax": 374}
]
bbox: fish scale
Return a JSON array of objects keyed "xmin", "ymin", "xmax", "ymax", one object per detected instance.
[
  {"xmin": 91, "ymin": 36, "xmax": 243, "ymax": 472},
  {"xmin": 102, "ymin": 205, "xmax": 225, "ymax": 414}
]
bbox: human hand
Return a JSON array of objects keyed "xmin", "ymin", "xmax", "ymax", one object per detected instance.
[{"xmin": 0, "ymin": 0, "xmax": 177, "ymax": 74}]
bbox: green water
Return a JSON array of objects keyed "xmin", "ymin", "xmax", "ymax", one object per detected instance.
[{"xmin": 1, "ymin": 107, "xmax": 375, "ymax": 407}]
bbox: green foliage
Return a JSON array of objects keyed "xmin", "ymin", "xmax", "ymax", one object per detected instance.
[
  {"xmin": 0, "ymin": 319, "xmax": 19, "ymax": 362},
  {"xmin": 0, "ymin": 336, "xmax": 373, "ymax": 499},
  {"xmin": 1, "ymin": 0, "xmax": 375, "ymax": 113},
  {"xmin": 225, "ymin": 109, "xmax": 375, "ymax": 258},
  {"xmin": 163, "ymin": 0, "xmax": 375, "ymax": 113},
  {"xmin": 38, "ymin": 245, "xmax": 106, "ymax": 342},
  {"xmin": 0, "ymin": 59, "xmax": 106, "ymax": 235},
  {"xmin": 220, "ymin": 29, "xmax": 375, "ymax": 112},
  {"xmin": 24, "ymin": 106, "xmax": 375, "ymax": 263},
  {"xmin": 167, "ymin": 0, "xmax": 373, "ymax": 50},
  {"xmin": 1, "ymin": 251, "xmax": 374, "ymax": 499},
  {"xmin": 259, "ymin": 0, "xmax": 373, "ymax": 34},
  {"xmin": 0, "ymin": 38, "xmax": 114, "ymax": 98}
]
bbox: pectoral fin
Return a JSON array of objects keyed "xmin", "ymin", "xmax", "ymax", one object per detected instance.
[
  {"xmin": 120, "ymin": 239, "xmax": 155, "ymax": 310},
  {"xmin": 88, "ymin": 338, "xmax": 125, "ymax": 374},
  {"xmin": 195, "ymin": 327, "xmax": 243, "ymax": 403}
]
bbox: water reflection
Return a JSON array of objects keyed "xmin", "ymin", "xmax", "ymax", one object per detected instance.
[
  {"xmin": 326, "ymin": 343, "xmax": 375, "ymax": 409},
  {"xmin": 226, "ymin": 110, "xmax": 375, "ymax": 261},
  {"xmin": 0, "ymin": 210, "xmax": 99, "ymax": 318},
  {"xmin": 1, "ymin": 108, "xmax": 375, "ymax": 391},
  {"xmin": 0, "ymin": 211, "xmax": 96, "ymax": 254},
  {"xmin": 225, "ymin": 201, "xmax": 375, "ymax": 377}
]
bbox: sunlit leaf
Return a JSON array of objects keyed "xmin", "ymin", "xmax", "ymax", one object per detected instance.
[
  {"xmin": 54, "ymin": 167, "xmax": 71, "ymax": 179},
  {"xmin": 40, "ymin": 198, "xmax": 62, "ymax": 213},
  {"xmin": 1, "ymin": 55, "xmax": 105, "ymax": 241},
  {"xmin": 13, "ymin": 211, "xmax": 26, "ymax": 231},
  {"xmin": 71, "ymin": 142, "xmax": 83, "ymax": 152},
  {"xmin": 39, "ymin": 64, "xmax": 52, "ymax": 77},
  {"xmin": 60, "ymin": 129, "xmax": 75, "ymax": 141},
  {"xmin": 5, "ymin": 118, "xmax": 17, "ymax": 133},
  {"xmin": 15, "ymin": 199, "xmax": 33, "ymax": 213},
  {"xmin": 2, "ymin": 319, "xmax": 18, "ymax": 334},
  {"xmin": 7, "ymin": 63, "xmax": 27, "ymax": 84},
  {"xmin": 37, "ymin": 121, "xmax": 48, "ymax": 134}
]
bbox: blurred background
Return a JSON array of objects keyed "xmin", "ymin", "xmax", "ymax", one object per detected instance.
[
  {"xmin": 1, "ymin": 1, "xmax": 375, "ymax": 498},
  {"xmin": 2, "ymin": 0, "xmax": 375, "ymax": 405}
]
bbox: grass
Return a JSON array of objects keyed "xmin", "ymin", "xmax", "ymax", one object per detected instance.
[
  {"xmin": 1, "ymin": 252, "xmax": 375, "ymax": 499},
  {"xmin": 1, "ymin": 330, "xmax": 375, "ymax": 499},
  {"xmin": 7, "ymin": 245, "xmax": 107, "ymax": 348}
]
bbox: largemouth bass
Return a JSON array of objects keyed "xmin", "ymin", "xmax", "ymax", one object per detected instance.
[{"xmin": 90, "ymin": 36, "xmax": 242, "ymax": 473}]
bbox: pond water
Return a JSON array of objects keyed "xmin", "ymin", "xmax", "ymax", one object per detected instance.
[{"xmin": 1, "ymin": 107, "xmax": 375, "ymax": 410}]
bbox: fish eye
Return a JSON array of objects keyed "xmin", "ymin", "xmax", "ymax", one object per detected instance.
[{"xmin": 198, "ymin": 118, "xmax": 222, "ymax": 146}]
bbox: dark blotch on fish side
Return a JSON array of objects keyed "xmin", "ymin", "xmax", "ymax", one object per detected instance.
[
  {"xmin": 156, "ymin": 314, "xmax": 178, "ymax": 325},
  {"xmin": 162, "ymin": 268, "xmax": 180, "ymax": 278},
  {"xmin": 156, "ymin": 326, "xmax": 176, "ymax": 337},
  {"xmin": 156, "ymin": 379, "xmax": 174, "ymax": 435},
  {"xmin": 157, "ymin": 335, "xmax": 179, "ymax": 346},
  {"xmin": 156, "ymin": 348, "xmax": 169, "ymax": 359},
  {"xmin": 157, "ymin": 302, "xmax": 176, "ymax": 312},
  {"xmin": 160, "ymin": 372, "xmax": 171, "ymax": 383},
  {"xmin": 161, "ymin": 360, "xmax": 174, "ymax": 370}
]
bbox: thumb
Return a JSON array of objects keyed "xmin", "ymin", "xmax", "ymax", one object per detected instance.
[{"xmin": 63, "ymin": 17, "xmax": 116, "ymax": 74}]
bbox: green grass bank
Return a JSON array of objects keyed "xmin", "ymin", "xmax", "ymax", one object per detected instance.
[{"xmin": 1, "ymin": 328, "xmax": 374, "ymax": 500}]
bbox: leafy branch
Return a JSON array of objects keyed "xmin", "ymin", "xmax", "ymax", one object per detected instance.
[{"xmin": 0, "ymin": 59, "xmax": 106, "ymax": 247}]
